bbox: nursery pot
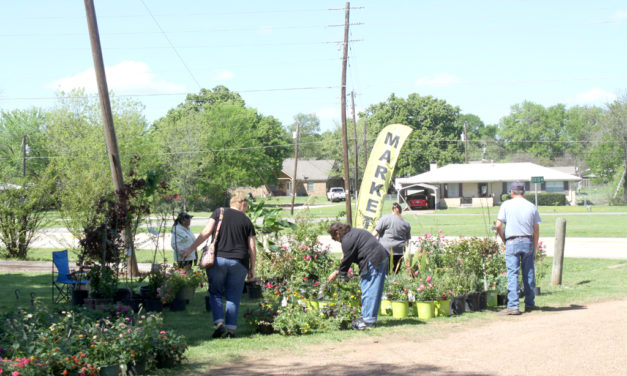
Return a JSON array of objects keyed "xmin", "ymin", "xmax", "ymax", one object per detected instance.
[
  {"xmin": 127, "ymin": 359, "xmax": 146, "ymax": 376},
  {"xmin": 122, "ymin": 295, "xmax": 143, "ymax": 313},
  {"xmin": 417, "ymin": 301, "xmax": 435, "ymax": 319},
  {"xmin": 379, "ymin": 299, "xmax": 392, "ymax": 316},
  {"xmin": 246, "ymin": 282, "xmax": 263, "ymax": 299},
  {"xmin": 139, "ymin": 285, "xmax": 153, "ymax": 299},
  {"xmin": 497, "ymin": 294, "xmax": 508, "ymax": 306},
  {"xmin": 170, "ymin": 298, "xmax": 186, "ymax": 312},
  {"xmin": 143, "ymin": 298, "xmax": 163, "ymax": 313},
  {"xmin": 479, "ymin": 291, "xmax": 488, "ymax": 310},
  {"xmin": 486, "ymin": 290, "xmax": 498, "ymax": 307},
  {"xmin": 534, "ymin": 287, "xmax": 541, "ymax": 296},
  {"xmin": 391, "ymin": 301, "xmax": 409, "ymax": 319},
  {"xmin": 175, "ymin": 286, "xmax": 195, "ymax": 303},
  {"xmin": 451, "ymin": 294, "xmax": 466, "ymax": 315},
  {"xmin": 156, "ymin": 355, "xmax": 176, "ymax": 369},
  {"xmin": 464, "ymin": 292, "xmax": 480, "ymax": 312},
  {"xmin": 72, "ymin": 289, "xmax": 88, "ymax": 306},
  {"xmin": 435, "ymin": 300, "xmax": 450, "ymax": 317},
  {"xmin": 99, "ymin": 364, "xmax": 119, "ymax": 376}
]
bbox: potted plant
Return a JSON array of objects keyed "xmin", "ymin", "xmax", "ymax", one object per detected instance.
[
  {"xmin": 385, "ymin": 274, "xmax": 411, "ymax": 318},
  {"xmin": 85, "ymin": 264, "xmax": 117, "ymax": 308},
  {"xmin": 415, "ymin": 276, "xmax": 439, "ymax": 319}
]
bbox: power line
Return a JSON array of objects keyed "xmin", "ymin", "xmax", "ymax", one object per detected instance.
[{"xmin": 139, "ymin": 0, "xmax": 202, "ymax": 90}]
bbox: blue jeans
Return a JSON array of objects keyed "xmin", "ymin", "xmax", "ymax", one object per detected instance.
[
  {"xmin": 206, "ymin": 257, "xmax": 248, "ymax": 330},
  {"xmin": 505, "ymin": 237, "xmax": 535, "ymax": 309},
  {"xmin": 360, "ymin": 259, "xmax": 388, "ymax": 324}
]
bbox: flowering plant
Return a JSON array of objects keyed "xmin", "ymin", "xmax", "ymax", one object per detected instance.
[
  {"xmin": 384, "ymin": 275, "xmax": 411, "ymax": 301},
  {"xmin": 415, "ymin": 276, "xmax": 439, "ymax": 301},
  {"xmin": 159, "ymin": 268, "xmax": 206, "ymax": 303},
  {"xmin": 0, "ymin": 357, "xmax": 49, "ymax": 376},
  {"xmin": 535, "ymin": 241, "xmax": 549, "ymax": 281}
]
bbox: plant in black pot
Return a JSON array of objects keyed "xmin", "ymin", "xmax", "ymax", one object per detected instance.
[{"xmin": 86, "ymin": 264, "xmax": 118, "ymax": 308}]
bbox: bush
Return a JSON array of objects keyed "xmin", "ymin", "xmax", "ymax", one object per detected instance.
[{"xmin": 522, "ymin": 192, "xmax": 567, "ymax": 206}]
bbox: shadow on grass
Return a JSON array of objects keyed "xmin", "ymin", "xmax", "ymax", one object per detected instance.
[
  {"xmin": 576, "ymin": 280, "xmax": 591, "ymax": 285},
  {"xmin": 201, "ymin": 361, "xmax": 496, "ymax": 376},
  {"xmin": 538, "ymin": 304, "xmax": 587, "ymax": 312}
]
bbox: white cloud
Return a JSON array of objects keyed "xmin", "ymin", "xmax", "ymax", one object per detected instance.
[
  {"xmin": 48, "ymin": 61, "xmax": 186, "ymax": 94},
  {"xmin": 415, "ymin": 73, "xmax": 461, "ymax": 88},
  {"xmin": 571, "ymin": 88, "xmax": 616, "ymax": 105},
  {"xmin": 213, "ymin": 70, "xmax": 235, "ymax": 81},
  {"xmin": 610, "ymin": 10, "xmax": 627, "ymax": 23}
]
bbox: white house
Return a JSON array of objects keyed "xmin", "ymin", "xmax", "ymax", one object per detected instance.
[{"xmin": 395, "ymin": 162, "xmax": 582, "ymax": 208}]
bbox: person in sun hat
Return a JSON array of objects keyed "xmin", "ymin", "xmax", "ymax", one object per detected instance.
[
  {"xmin": 495, "ymin": 181, "xmax": 542, "ymax": 315},
  {"xmin": 171, "ymin": 212, "xmax": 197, "ymax": 270}
]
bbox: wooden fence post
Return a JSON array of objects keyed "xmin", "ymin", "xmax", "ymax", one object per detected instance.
[{"xmin": 551, "ymin": 218, "xmax": 567, "ymax": 285}]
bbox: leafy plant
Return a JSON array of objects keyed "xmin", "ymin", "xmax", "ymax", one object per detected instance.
[
  {"xmin": 415, "ymin": 276, "xmax": 439, "ymax": 301},
  {"xmin": 272, "ymin": 304, "xmax": 321, "ymax": 336},
  {"xmin": 87, "ymin": 264, "xmax": 117, "ymax": 299}
]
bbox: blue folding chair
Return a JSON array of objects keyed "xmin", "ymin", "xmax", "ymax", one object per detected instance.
[{"xmin": 52, "ymin": 250, "xmax": 88, "ymax": 304}]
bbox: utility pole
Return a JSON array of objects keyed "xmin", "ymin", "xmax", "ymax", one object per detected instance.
[
  {"xmin": 84, "ymin": 0, "xmax": 138, "ymax": 276},
  {"xmin": 351, "ymin": 91, "xmax": 359, "ymax": 203},
  {"xmin": 21, "ymin": 134, "xmax": 27, "ymax": 178},
  {"xmin": 340, "ymin": 2, "xmax": 352, "ymax": 224},
  {"xmin": 463, "ymin": 121, "xmax": 469, "ymax": 164},
  {"xmin": 363, "ymin": 118, "xmax": 368, "ymax": 167},
  {"xmin": 290, "ymin": 121, "xmax": 300, "ymax": 215}
]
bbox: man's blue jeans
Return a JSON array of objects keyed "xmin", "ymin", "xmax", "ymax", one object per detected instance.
[
  {"xmin": 206, "ymin": 257, "xmax": 248, "ymax": 330},
  {"xmin": 360, "ymin": 259, "xmax": 388, "ymax": 324},
  {"xmin": 505, "ymin": 237, "xmax": 535, "ymax": 309}
]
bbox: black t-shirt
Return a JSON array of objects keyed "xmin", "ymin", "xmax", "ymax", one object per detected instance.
[
  {"xmin": 338, "ymin": 228, "xmax": 390, "ymax": 277},
  {"xmin": 211, "ymin": 207, "xmax": 256, "ymax": 268}
]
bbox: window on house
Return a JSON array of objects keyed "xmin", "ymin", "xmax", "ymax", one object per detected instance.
[
  {"xmin": 307, "ymin": 182, "xmax": 314, "ymax": 191},
  {"xmin": 446, "ymin": 183, "xmax": 460, "ymax": 197},
  {"xmin": 545, "ymin": 181, "xmax": 564, "ymax": 193},
  {"xmin": 478, "ymin": 183, "xmax": 488, "ymax": 197}
]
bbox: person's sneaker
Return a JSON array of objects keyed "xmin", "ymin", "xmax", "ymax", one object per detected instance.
[
  {"xmin": 525, "ymin": 305, "xmax": 540, "ymax": 313},
  {"xmin": 212, "ymin": 324, "xmax": 226, "ymax": 338},
  {"xmin": 225, "ymin": 332, "xmax": 236, "ymax": 339},
  {"xmin": 351, "ymin": 318, "xmax": 374, "ymax": 330},
  {"xmin": 499, "ymin": 308, "xmax": 522, "ymax": 315}
]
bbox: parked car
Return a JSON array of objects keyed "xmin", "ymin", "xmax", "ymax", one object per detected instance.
[
  {"xmin": 408, "ymin": 194, "xmax": 429, "ymax": 210},
  {"xmin": 327, "ymin": 187, "xmax": 346, "ymax": 202}
]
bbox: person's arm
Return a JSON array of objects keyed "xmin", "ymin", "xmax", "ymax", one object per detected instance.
[
  {"xmin": 495, "ymin": 219, "xmax": 506, "ymax": 243},
  {"xmin": 247, "ymin": 235, "xmax": 256, "ymax": 281},
  {"xmin": 372, "ymin": 229, "xmax": 379, "ymax": 238},
  {"xmin": 182, "ymin": 218, "xmax": 216, "ymax": 258},
  {"xmin": 533, "ymin": 223, "xmax": 540, "ymax": 261}
]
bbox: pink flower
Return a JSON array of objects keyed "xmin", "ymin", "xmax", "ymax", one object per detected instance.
[
  {"xmin": 281, "ymin": 245, "xmax": 287, "ymax": 250},
  {"xmin": 418, "ymin": 253, "xmax": 423, "ymax": 258},
  {"xmin": 438, "ymin": 229, "xmax": 443, "ymax": 233},
  {"xmin": 298, "ymin": 245, "xmax": 303, "ymax": 250},
  {"xmin": 304, "ymin": 246, "xmax": 309, "ymax": 250},
  {"xmin": 426, "ymin": 276, "xmax": 432, "ymax": 282},
  {"xmin": 314, "ymin": 254, "xmax": 318, "ymax": 259},
  {"xmin": 314, "ymin": 281, "xmax": 319, "ymax": 286},
  {"xmin": 305, "ymin": 256, "xmax": 311, "ymax": 261},
  {"xmin": 265, "ymin": 283, "xmax": 273, "ymax": 288},
  {"xmin": 428, "ymin": 283, "xmax": 433, "ymax": 288},
  {"xmin": 418, "ymin": 284, "xmax": 425, "ymax": 291}
]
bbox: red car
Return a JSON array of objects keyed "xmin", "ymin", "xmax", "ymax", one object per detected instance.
[{"xmin": 408, "ymin": 194, "xmax": 429, "ymax": 210}]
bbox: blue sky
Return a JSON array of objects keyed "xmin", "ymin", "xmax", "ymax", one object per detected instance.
[{"xmin": 1, "ymin": 0, "xmax": 625, "ymax": 132}]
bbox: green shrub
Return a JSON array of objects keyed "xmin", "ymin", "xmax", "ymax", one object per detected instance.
[{"xmin": 523, "ymin": 192, "xmax": 567, "ymax": 206}]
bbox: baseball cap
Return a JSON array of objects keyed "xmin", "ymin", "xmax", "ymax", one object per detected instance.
[
  {"xmin": 510, "ymin": 181, "xmax": 525, "ymax": 191},
  {"xmin": 176, "ymin": 212, "xmax": 193, "ymax": 222}
]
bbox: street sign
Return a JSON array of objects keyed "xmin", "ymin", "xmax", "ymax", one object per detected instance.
[{"xmin": 531, "ymin": 176, "xmax": 544, "ymax": 184}]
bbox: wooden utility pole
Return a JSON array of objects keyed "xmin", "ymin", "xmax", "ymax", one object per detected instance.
[
  {"xmin": 84, "ymin": 0, "xmax": 138, "ymax": 276},
  {"xmin": 340, "ymin": 2, "xmax": 352, "ymax": 224},
  {"xmin": 463, "ymin": 121, "xmax": 469, "ymax": 164},
  {"xmin": 290, "ymin": 122, "xmax": 300, "ymax": 215},
  {"xmin": 363, "ymin": 119, "xmax": 368, "ymax": 167},
  {"xmin": 551, "ymin": 218, "xmax": 567, "ymax": 285},
  {"xmin": 351, "ymin": 91, "xmax": 359, "ymax": 203}
]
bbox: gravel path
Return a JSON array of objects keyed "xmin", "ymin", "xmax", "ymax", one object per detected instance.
[{"xmin": 207, "ymin": 298, "xmax": 627, "ymax": 376}]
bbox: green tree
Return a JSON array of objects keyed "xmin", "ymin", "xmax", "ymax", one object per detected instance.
[
  {"xmin": 287, "ymin": 113, "xmax": 323, "ymax": 159},
  {"xmin": 47, "ymin": 89, "xmax": 156, "ymax": 236},
  {"xmin": 456, "ymin": 113, "xmax": 504, "ymax": 162},
  {"xmin": 498, "ymin": 101, "xmax": 567, "ymax": 160},
  {"xmin": 0, "ymin": 171, "xmax": 55, "ymax": 259},
  {"xmin": 0, "ymin": 108, "xmax": 49, "ymax": 179},
  {"xmin": 151, "ymin": 87, "xmax": 290, "ymax": 208},
  {"xmin": 361, "ymin": 93, "xmax": 463, "ymax": 176}
]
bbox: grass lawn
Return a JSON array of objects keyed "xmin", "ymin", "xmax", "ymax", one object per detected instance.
[{"xmin": 1, "ymin": 257, "xmax": 625, "ymax": 375}]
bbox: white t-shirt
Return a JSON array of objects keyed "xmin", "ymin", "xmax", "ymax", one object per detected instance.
[
  {"xmin": 497, "ymin": 197, "xmax": 541, "ymax": 239},
  {"xmin": 171, "ymin": 223, "xmax": 196, "ymax": 262}
]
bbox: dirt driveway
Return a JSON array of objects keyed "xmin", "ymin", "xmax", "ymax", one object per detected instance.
[{"xmin": 207, "ymin": 298, "xmax": 627, "ymax": 376}]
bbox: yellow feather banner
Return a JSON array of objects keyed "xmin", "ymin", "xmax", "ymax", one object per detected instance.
[{"xmin": 354, "ymin": 123, "xmax": 413, "ymax": 231}]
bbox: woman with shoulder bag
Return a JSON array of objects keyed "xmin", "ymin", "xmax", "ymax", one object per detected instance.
[{"xmin": 182, "ymin": 190, "xmax": 256, "ymax": 339}]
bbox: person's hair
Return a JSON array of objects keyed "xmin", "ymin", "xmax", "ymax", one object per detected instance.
[
  {"xmin": 230, "ymin": 190, "xmax": 248, "ymax": 206},
  {"xmin": 511, "ymin": 189, "xmax": 525, "ymax": 195},
  {"xmin": 327, "ymin": 222, "xmax": 351, "ymax": 240},
  {"xmin": 392, "ymin": 202, "xmax": 402, "ymax": 213},
  {"xmin": 173, "ymin": 212, "xmax": 189, "ymax": 227}
]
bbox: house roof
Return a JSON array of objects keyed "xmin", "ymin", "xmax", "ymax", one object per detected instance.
[
  {"xmin": 281, "ymin": 159, "xmax": 334, "ymax": 181},
  {"xmin": 396, "ymin": 162, "xmax": 581, "ymax": 185}
]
